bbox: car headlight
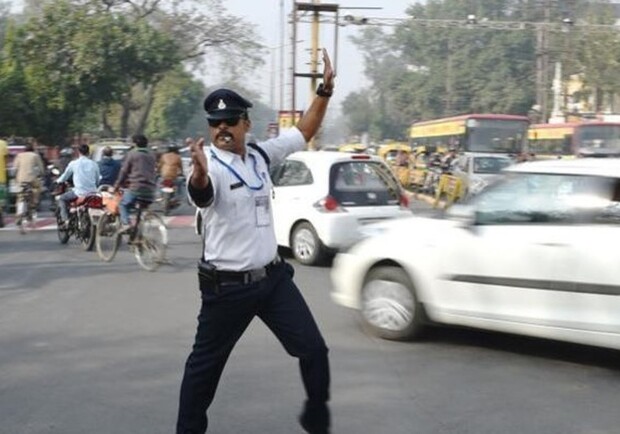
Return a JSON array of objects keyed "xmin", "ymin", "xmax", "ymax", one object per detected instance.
[{"xmin": 468, "ymin": 176, "xmax": 488, "ymax": 195}]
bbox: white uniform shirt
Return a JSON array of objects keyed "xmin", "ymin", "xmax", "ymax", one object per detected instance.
[{"xmin": 189, "ymin": 128, "xmax": 306, "ymax": 271}]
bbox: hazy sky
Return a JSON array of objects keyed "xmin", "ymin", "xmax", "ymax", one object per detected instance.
[
  {"xmin": 221, "ymin": 0, "xmax": 416, "ymax": 112},
  {"xmin": 8, "ymin": 0, "xmax": 417, "ymax": 112}
]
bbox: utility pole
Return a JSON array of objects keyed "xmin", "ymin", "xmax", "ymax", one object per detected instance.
[
  {"xmin": 290, "ymin": 1, "xmax": 339, "ymax": 149},
  {"xmin": 535, "ymin": 0, "xmax": 552, "ymax": 123},
  {"xmin": 280, "ymin": 0, "xmax": 285, "ymax": 112},
  {"xmin": 445, "ymin": 36, "xmax": 454, "ymax": 114}
]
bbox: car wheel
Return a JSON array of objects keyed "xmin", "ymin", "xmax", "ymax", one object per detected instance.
[
  {"xmin": 291, "ymin": 222, "xmax": 326, "ymax": 266},
  {"xmin": 360, "ymin": 266, "xmax": 425, "ymax": 341}
]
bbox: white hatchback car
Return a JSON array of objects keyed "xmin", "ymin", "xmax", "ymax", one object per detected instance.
[
  {"xmin": 451, "ymin": 152, "xmax": 514, "ymax": 197},
  {"xmin": 331, "ymin": 158, "xmax": 620, "ymax": 350},
  {"xmin": 270, "ymin": 151, "xmax": 413, "ymax": 265}
]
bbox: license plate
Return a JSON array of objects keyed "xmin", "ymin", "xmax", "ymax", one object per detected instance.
[
  {"xmin": 89, "ymin": 208, "xmax": 105, "ymax": 217},
  {"xmin": 161, "ymin": 187, "xmax": 174, "ymax": 193}
]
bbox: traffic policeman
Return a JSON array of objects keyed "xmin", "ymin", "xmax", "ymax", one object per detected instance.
[{"xmin": 176, "ymin": 49, "xmax": 335, "ymax": 434}]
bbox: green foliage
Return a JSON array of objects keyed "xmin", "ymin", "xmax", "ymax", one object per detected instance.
[
  {"xmin": 146, "ymin": 68, "xmax": 205, "ymax": 139},
  {"xmin": 0, "ymin": 0, "xmax": 266, "ymax": 144},
  {"xmin": 343, "ymin": 0, "xmax": 618, "ymax": 141}
]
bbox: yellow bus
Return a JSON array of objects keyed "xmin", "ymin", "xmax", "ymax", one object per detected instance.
[
  {"xmin": 528, "ymin": 122, "xmax": 620, "ymax": 159},
  {"xmin": 410, "ymin": 114, "xmax": 529, "ymax": 155}
]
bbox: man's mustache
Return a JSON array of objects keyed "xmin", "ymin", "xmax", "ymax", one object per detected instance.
[{"xmin": 216, "ymin": 132, "xmax": 234, "ymax": 143}]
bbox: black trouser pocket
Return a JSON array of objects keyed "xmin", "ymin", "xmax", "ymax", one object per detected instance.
[{"xmin": 197, "ymin": 262, "xmax": 218, "ymax": 294}]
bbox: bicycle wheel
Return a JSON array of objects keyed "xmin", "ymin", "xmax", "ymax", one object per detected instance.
[
  {"xmin": 55, "ymin": 208, "xmax": 70, "ymax": 244},
  {"xmin": 79, "ymin": 212, "xmax": 96, "ymax": 251},
  {"xmin": 96, "ymin": 212, "xmax": 121, "ymax": 262},
  {"xmin": 133, "ymin": 211, "xmax": 168, "ymax": 271}
]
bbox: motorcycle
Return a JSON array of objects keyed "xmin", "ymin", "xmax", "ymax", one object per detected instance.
[
  {"xmin": 46, "ymin": 164, "xmax": 61, "ymax": 211},
  {"xmin": 158, "ymin": 177, "xmax": 182, "ymax": 216},
  {"xmin": 53, "ymin": 183, "xmax": 105, "ymax": 251}
]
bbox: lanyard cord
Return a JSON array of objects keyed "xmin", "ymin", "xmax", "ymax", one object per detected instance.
[{"xmin": 210, "ymin": 150, "xmax": 264, "ymax": 191}]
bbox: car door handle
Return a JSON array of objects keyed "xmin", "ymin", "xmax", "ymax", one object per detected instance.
[{"xmin": 535, "ymin": 242, "xmax": 568, "ymax": 247}]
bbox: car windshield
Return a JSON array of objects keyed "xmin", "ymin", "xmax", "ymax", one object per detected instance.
[
  {"xmin": 472, "ymin": 157, "xmax": 513, "ymax": 174},
  {"xmin": 111, "ymin": 146, "xmax": 131, "ymax": 160},
  {"xmin": 471, "ymin": 172, "xmax": 620, "ymax": 225},
  {"xmin": 329, "ymin": 161, "xmax": 401, "ymax": 206}
]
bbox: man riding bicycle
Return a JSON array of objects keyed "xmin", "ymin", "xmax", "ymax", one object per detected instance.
[
  {"xmin": 13, "ymin": 142, "xmax": 45, "ymax": 226},
  {"xmin": 158, "ymin": 143, "xmax": 184, "ymax": 199},
  {"xmin": 56, "ymin": 144, "xmax": 100, "ymax": 227},
  {"xmin": 112, "ymin": 134, "xmax": 157, "ymax": 232}
]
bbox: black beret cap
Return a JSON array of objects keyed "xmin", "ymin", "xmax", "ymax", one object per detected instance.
[{"xmin": 203, "ymin": 88, "xmax": 253, "ymax": 120}]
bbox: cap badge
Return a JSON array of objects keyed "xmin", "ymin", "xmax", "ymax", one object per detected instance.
[{"xmin": 217, "ymin": 99, "xmax": 226, "ymax": 109}]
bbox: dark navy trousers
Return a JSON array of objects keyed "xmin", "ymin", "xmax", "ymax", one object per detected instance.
[{"xmin": 176, "ymin": 260, "xmax": 330, "ymax": 433}]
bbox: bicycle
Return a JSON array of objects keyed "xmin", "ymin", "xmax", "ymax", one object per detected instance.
[
  {"xmin": 16, "ymin": 182, "xmax": 36, "ymax": 234},
  {"xmin": 95, "ymin": 193, "xmax": 168, "ymax": 271}
]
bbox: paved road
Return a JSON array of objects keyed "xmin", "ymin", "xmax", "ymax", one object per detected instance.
[{"xmin": 2, "ymin": 218, "xmax": 620, "ymax": 433}]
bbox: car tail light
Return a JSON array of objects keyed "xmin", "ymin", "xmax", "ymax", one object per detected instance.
[
  {"xmin": 313, "ymin": 195, "xmax": 346, "ymax": 213},
  {"xmin": 399, "ymin": 192, "xmax": 410, "ymax": 209}
]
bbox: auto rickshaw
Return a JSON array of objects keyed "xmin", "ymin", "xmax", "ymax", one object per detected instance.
[
  {"xmin": 376, "ymin": 143, "xmax": 411, "ymax": 187},
  {"xmin": 408, "ymin": 144, "xmax": 450, "ymax": 195}
]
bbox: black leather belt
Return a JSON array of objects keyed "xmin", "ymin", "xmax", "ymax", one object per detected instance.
[{"xmin": 198, "ymin": 256, "xmax": 282, "ymax": 286}]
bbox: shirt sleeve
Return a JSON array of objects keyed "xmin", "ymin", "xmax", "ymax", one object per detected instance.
[
  {"xmin": 258, "ymin": 127, "xmax": 306, "ymax": 167},
  {"xmin": 58, "ymin": 161, "xmax": 74, "ymax": 183},
  {"xmin": 187, "ymin": 174, "xmax": 214, "ymax": 208},
  {"xmin": 115, "ymin": 154, "xmax": 131, "ymax": 187},
  {"xmin": 37, "ymin": 156, "xmax": 45, "ymax": 177}
]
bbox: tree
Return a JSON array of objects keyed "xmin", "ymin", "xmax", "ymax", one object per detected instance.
[
  {"xmin": 4, "ymin": 0, "xmax": 181, "ymax": 144},
  {"xmin": 0, "ymin": 0, "xmax": 266, "ymax": 143},
  {"xmin": 79, "ymin": 0, "xmax": 265, "ymax": 137},
  {"xmin": 146, "ymin": 68, "xmax": 205, "ymax": 139},
  {"xmin": 344, "ymin": 1, "xmax": 538, "ymax": 140}
]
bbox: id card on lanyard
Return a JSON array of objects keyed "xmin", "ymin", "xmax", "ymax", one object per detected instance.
[
  {"xmin": 210, "ymin": 149, "xmax": 271, "ymax": 227},
  {"xmin": 255, "ymin": 196, "xmax": 270, "ymax": 227}
]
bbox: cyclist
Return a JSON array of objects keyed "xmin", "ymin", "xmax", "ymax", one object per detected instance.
[
  {"xmin": 56, "ymin": 144, "xmax": 100, "ymax": 228},
  {"xmin": 158, "ymin": 143, "xmax": 184, "ymax": 197},
  {"xmin": 13, "ymin": 142, "xmax": 45, "ymax": 225},
  {"xmin": 112, "ymin": 134, "xmax": 157, "ymax": 232}
]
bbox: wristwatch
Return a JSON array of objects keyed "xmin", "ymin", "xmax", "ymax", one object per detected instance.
[{"xmin": 316, "ymin": 83, "xmax": 333, "ymax": 98}]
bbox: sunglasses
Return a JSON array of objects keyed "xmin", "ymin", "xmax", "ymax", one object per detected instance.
[{"xmin": 208, "ymin": 117, "xmax": 242, "ymax": 128}]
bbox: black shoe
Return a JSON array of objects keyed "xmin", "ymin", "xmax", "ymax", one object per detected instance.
[
  {"xmin": 299, "ymin": 416, "xmax": 330, "ymax": 434},
  {"xmin": 299, "ymin": 404, "xmax": 330, "ymax": 434}
]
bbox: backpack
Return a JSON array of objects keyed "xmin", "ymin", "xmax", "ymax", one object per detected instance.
[{"xmin": 247, "ymin": 142, "xmax": 270, "ymax": 168}]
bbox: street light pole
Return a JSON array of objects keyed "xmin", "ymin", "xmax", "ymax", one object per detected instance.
[{"xmin": 280, "ymin": 0, "xmax": 285, "ymax": 112}]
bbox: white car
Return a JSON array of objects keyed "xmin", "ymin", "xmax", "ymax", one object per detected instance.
[
  {"xmin": 270, "ymin": 151, "xmax": 413, "ymax": 265},
  {"xmin": 91, "ymin": 140, "xmax": 132, "ymax": 162},
  {"xmin": 451, "ymin": 152, "xmax": 514, "ymax": 197},
  {"xmin": 331, "ymin": 158, "xmax": 620, "ymax": 350}
]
